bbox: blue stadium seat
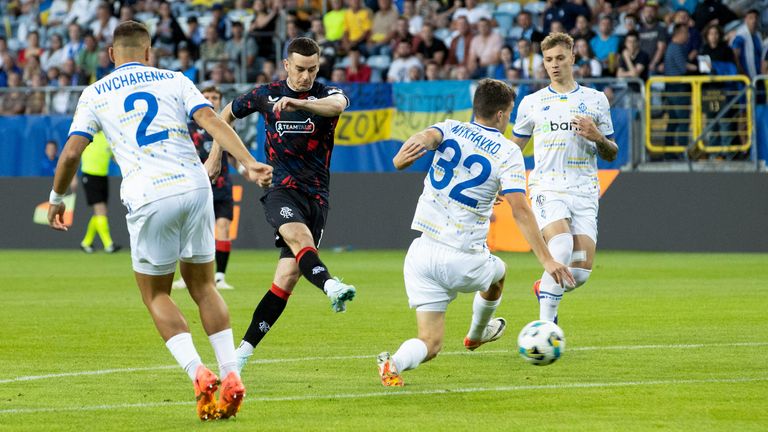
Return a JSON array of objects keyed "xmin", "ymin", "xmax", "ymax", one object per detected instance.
[{"xmin": 493, "ymin": 12, "xmax": 515, "ymax": 37}]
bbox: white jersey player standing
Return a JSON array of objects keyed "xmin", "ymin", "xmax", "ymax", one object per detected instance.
[
  {"xmin": 47, "ymin": 21, "xmax": 273, "ymax": 420},
  {"xmin": 510, "ymin": 32, "xmax": 618, "ymax": 324},
  {"xmin": 377, "ymin": 79, "xmax": 574, "ymax": 386}
]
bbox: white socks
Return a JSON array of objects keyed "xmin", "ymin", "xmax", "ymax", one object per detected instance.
[
  {"xmin": 539, "ymin": 233, "xmax": 573, "ymax": 322},
  {"xmin": 392, "ymin": 338, "xmax": 428, "ymax": 372},
  {"xmin": 466, "ymin": 292, "xmax": 501, "ymax": 341},
  {"xmin": 165, "ymin": 332, "xmax": 202, "ymax": 381},
  {"xmin": 209, "ymin": 328, "xmax": 239, "ymax": 378},
  {"xmin": 568, "ymin": 267, "xmax": 591, "ymax": 291}
]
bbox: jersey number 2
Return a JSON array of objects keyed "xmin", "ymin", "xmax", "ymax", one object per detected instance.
[
  {"xmin": 428, "ymin": 139, "xmax": 492, "ymax": 208},
  {"xmin": 124, "ymin": 92, "xmax": 169, "ymax": 147}
]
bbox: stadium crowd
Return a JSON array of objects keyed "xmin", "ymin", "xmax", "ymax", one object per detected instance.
[{"xmin": 0, "ymin": 0, "xmax": 767, "ymax": 115}]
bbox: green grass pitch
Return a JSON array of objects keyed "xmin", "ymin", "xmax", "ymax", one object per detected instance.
[{"xmin": 0, "ymin": 249, "xmax": 766, "ymax": 431}]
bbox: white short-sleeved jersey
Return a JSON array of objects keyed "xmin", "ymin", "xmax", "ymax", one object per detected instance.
[
  {"xmin": 513, "ymin": 84, "xmax": 614, "ymax": 197},
  {"xmin": 412, "ymin": 120, "xmax": 527, "ymax": 252},
  {"xmin": 69, "ymin": 61, "xmax": 213, "ymax": 212}
]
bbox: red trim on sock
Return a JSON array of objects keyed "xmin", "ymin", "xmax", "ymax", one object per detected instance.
[
  {"xmin": 295, "ymin": 246, "xmax": 317, "ymax": 263},
  {"xmin": 216, "ymin": 240, "xmax": 232, "ymax": 252},
  {"xmin": 270, "ymin": 283, "xmax": 291, "ymax": 300}
]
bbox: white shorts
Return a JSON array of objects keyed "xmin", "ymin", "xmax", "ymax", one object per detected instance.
[
  {"xmin": 530, "ymin": 190, "xmax": 598, "ymax": 243},
  {"xmin": 403, "ymin": 235, "xmax": 506, "ymax": 312},
  {"xmin": 126, "ymin": 187, "xmax": 215, "ymax": 275}
]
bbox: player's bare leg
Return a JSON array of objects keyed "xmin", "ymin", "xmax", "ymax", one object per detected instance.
[
  {"xmin": 464, "ymin": 275, "xmax": 507, "ymax": 351},
  {"xmin": 214, "ymin": 217, "xmax": 234, "ymax": 290},
  {"xmin": 378, "ymin": 311, "xmax": 444, "ymax": 387},
  {"xmin": 236, "ymin": 258, "xmax": 299, "ymax": 372},
  {"xmin": 280, "ymin": 222, "xmax": 356, "ymax": 312}
]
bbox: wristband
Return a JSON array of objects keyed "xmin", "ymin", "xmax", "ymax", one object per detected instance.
[{"xmin": 49, "ymin": 189, "xmax": 65, "ymax": 205}]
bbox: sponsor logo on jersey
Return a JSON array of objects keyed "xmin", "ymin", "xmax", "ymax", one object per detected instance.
[
  {"xmin": 275, "ymin": 118, "xmax": 315, "ymax": 136},
  {"xmin": 268, "ymin": 95, "xmax": 280, "ymax": 103},
  {"xmin": 542, "ymin": 121, "xmax": 575, "ymax": 133}
]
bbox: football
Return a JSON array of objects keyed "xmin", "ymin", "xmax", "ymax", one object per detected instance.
[{"xmin": 517, "ymin": 320, "xmax": 566, "ymax": 366}]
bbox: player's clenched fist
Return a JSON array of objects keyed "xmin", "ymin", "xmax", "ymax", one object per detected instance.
[{"xmin": 242, "ymin": 161, "xmax": 273, "ymax": 187}]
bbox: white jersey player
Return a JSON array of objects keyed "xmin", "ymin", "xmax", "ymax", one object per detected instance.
[
  {"xmin": 510, "ymin": 32, "xmax": 619, "ymax": 324},
  {"xmin": 47, "ymin": 21, "xmax": 272, "ymax": 420},
  {"xmin": 376, "ymin": 79, "xmax": 574, "ymax": 387}
]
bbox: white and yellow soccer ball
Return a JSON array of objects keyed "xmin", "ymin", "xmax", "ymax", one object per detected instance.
[{"xmin": 517, "ymin": 320, "xmax": 565, "ymax": 366}]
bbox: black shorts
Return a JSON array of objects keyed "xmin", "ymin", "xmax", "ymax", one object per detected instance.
[
  {"xmin": 261, "ymin": 188, "xmax": 328, "ymax": 259},
  {"xmin": 81, "ymin": 174, "xmax": 108, "ymax": 206},
  {"xmin": 213, "ymin": 197, "xmax": 233, "ymax": 221}
]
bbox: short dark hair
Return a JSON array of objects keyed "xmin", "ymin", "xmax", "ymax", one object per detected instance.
[
  {"xmin": 625, "ymin": 30, "xmax": 639, "ymax": 40},
  {"xmin": 672, "ymin": 23, "xmax": 688, "ymax": 36},
  {"xmin": 473, "ymin": 79, "xmax": 516, "ymax": 119},
  {"xmin": 113, "ymin": 20, "xmax": 150, "ymax": 48},
  {"xmin": 200, "ymin": 86, "xmax": 222, "ymax": 96},
  {"xmin": 287, "ymin": 37, "xmax": 320, "ymax": 57}
]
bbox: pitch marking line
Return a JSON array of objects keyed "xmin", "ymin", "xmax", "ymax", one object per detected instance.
[
  {"xmin": 1, "ymin": 342, "xmax": 766, "ymax": 386},
  {"xmin": 1, "ymin": 377, "xmax": 766, "ymax": 415}
]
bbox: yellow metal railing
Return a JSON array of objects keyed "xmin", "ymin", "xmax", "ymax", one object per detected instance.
[{"xmin": 645, "ymin": 75, "xmax": 752, "ymax": 155}]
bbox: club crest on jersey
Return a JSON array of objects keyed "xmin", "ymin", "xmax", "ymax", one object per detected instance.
[
  {"xmin": 578, "ymin": 102, "xmax": 587, "ymax": 112},
  {"xmin": 276, "ymin": 118, "xmax": 315, "ymax": 136},
  {"xmin": 535, "ymin": 194, "xmax": 546, "ymax": 207},
  {"xmin": 280, "ymin": 206, "xmax": 294, "ymax": 218}
]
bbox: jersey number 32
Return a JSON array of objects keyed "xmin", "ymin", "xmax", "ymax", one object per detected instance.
[{"xmin": 429, "ymin": 139, "xmax": 491, "ymax": 208}]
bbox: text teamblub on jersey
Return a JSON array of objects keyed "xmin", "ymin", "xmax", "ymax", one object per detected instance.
[
  {"xmin": 230, "ymin": 80, "xmax": 348, "ymax": 206},
  {"xmin": 412, "ymin": 120, "xmax": 527, "ymax": 252},
  {"xmin": 189, "ymin": 120, "xmax": 232, "ymax": 200},
  {"xmin": 68, "ymin": 61, "xmax": 213, "ymax": 212},
  {"xmin": 513, "ymin": 84, "xmax": 614, "ymax": 197}
]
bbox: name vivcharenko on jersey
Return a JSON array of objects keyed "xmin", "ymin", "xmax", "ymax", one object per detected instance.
[{"xmin": 93, "ymin": 70, "xmax": 176, "ymax": 94}]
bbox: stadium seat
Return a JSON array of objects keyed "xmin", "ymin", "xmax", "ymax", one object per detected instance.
[
  {"xmin": 478, "ymin": 2, "xmax": 497, "ymax": 14},
  {"xmin": 497, "ymin": 2, "xmax": 521, "ymax": 16},
  {"xmin": 493, "ymin": 12, "xmax": 515, "ymax": 38}
]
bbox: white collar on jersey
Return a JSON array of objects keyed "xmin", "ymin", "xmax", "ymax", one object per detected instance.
[
  {"xmin": 547, "ymin": 83, "xmax": 580, "ymax": 95},
  {"xmin": 470, "ymin": 121, "xmax": 501, "ymax": 133},
  {"xmin": 113, "ymin": 61, "xmax": 145, "ymax": 71}
]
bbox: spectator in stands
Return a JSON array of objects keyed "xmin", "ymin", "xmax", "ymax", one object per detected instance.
[
  {"xmin": 90, "ymin": 2, "xmax": 119, "ymax": 45},
  {"xmin": 731, "ymin": 9, "xmax": 762, "ymax": 79},
  {"xmin": 590, "ymin": 16, "xmax": 621, "ymax": 75},
  {"xmin": 693, "ymin": 0, "xmax": 738, "ymax": 32},
  {"xmin": 638, "ymin": 1, "xmax": 668, "ymax": 74},
  {"xmin": 387, "ymin": 40, "xmax": 422, "ymax": 82},
  {"xmin": 211, "ymin": 3, "xmax": 232, "ymax": 40},
  {"xmin": 543, "ymin": 0, "xmax": 590, "ymax": 33},
  {"xmin": 617, "ymin": 31, "xmax": 650, "ymax": 82},
  {"xmin": 468, "ymin": 18, "xmax": 503, "ymax": 78},
  {"xmin": 47, "ymin": 0, "xmax": 72, "ymax": 30},
  {"xmin": 492, "ymin": 45, "xmax": 515, "ymax": 80},
  {"xmin": 307, "ymin": 18, "xmax": 338, "ymax": 80},
  {"xmin": 282, "ymin": 19, "xmax": 304, "ymax": 58},
  {"xmin": 509, "ymin": 11, "xmax": 542, "ymax": 42},
  {"xmin": 672, "ymin": 9, "xmax": 701, "ymax": 61},
  {"xmin": 119, "ymin": 5, "xmax": 136, "ymax": 23},
  {"xmin": 201, "ymin": 24, "xmax": 228, "ymax": 68},
  {"xmin": 65, "ymin": 0, "xmax": 97, "ymax": 28},
  {"xmin": 663, "ymin": 23, "xmax": 697, "ymax": 149},
  {"xmin": 453, "ymin": 0, "xmax": 491, "ymax": 27},
  {"xmin": 0, "ymin": 53, "xmax": 22, "ymax": 88},
  {"xmin": 389, "ymin": 17, "xmax": 415, "ymax": 53},
  {"xmin": 64, "ymin": 23, "xmax": 84, "ymax": 62},
  {"xmin": 77, "ymin": 34, "xmax": 99, "ymax": 83},
  {"xmin": 512, "ymin": 38, "xmax": 543, "ymax": 79},
  {"xmin": 18, "ymin": 31, "xmax": 44, "ymax": 66},
  {"xmin": 176, "ymin": 47, "xmax": 199, "ymax": 83},
  {"xmin": 26, "ymin": 73, "xmax": 47, "ymax": 114},
  {"xmin": 571, "ymin": 14, "xmax": 596, "ymax": 42},
  {"xmin": 202, "ymin": 63, "xmax": 227, "ymax": 87},
  {"xmin": 41, "ymin": 34, "xmax": 67, "ymax": 72},
  {"xmin": 402, "ymin": 0, "xmax": 425, "ymax": 35},
  {"xmin": 184, "ymin": 16, "xmax": 204, "ymax": 59},
  {"xmin": 450, "ymin": 64, "xmax": 470, "ymax": 80},
  {"xmin": 1, "ymin": 72, "xmax": 26, "ymax": 115},
  {"xmin": 134, "ymin": 0, "xmax": 156, "ymax": 23},
  {"xmin": 61, "ymin": 58, "xmax": 86, "ymax": 85},
  {"xmin": 46, "ymin": 66, "xmax": 61, "ymax": 86},
  {"xmin": 506, "ymin": 66, "xmax": 521, "ymax": 82},
  {"xmin": 574, "ymin": 37, "xmax": 603, "ymax": 78},
  {"xmin": 368, "ymin": 0, "xmax": 399, "ymax": 56},
  {"xmin": 323, "ymin": 0, "xmax": 347, "ymax": 44},
  {"xmin": 415, "ymin": 22, "xmax": 448, "ymax": 66},
  {"xmin": 229, "ymin": 0, "xmax": 253, "ymax": 25},
  {"xmin": 331, "ymin": 67, "xmax": 347, "ymax": 82},
  {"xmin": 343, "ymin": 0, "xmax": 373, "ymax": 52},
  {"xmin": 153, "ymin": 1, "xmax": 187, "ymax": 59},
  {"xmin": 22, "ymin": 55, "xmax": 43, "ymax": 85},
  {"xmin": 407, "ymin": 64, "xmax": 424, "ymax": 81},
  {"xmin": 95, "ymin": 50, "xmax": 113, "ymax": 81},
  {"xmin": 227, "ymin": 21, "xmax": 258, "ymax": 80},
  {"xmin": 424, "ymin": 60, "xmax": 441, "ymax": 80},
  {"xmin": 51, "ymin": 73, "xmax": 75, "ymax": 113},
  {"xmin": 701, "ymin": 23, "xmax": 738, "ymax": 149},
  {"xmin": 262, "ymin": 59, "xmax": 277, "ymax": 80},
  {"xmin": 616, "ymin": 13, "xmax": 639, "ymax": 38},
  {"xmin": 345, "ymin": 45, "xmax": 372, "ymax": 82},
  {"xmin": 446, "ymin": 16, "xmax": 472, "ymax": 68},
  {"xmin": 41, "ymin": 140, "xmax": 60, "ymax": 177},
  {"xmin": 549, "ymin": 20, "xmax": 566, "ymax": 35},
  {"xmin": 0, "ymin": 38, "xmax": 9, "ymax": 69}
]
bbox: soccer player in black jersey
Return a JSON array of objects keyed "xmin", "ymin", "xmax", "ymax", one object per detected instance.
[
  {"xmin": 173, "ymin": 86, "xmax": 237, "ymax": 290},
  {"xmin": 211, "ymin": 37, "xmax": 357, "ymax": 373}
]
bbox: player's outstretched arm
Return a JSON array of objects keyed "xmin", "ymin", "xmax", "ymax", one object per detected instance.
[
  {"xmin": 272, "ymin": 94, "xmax": 347, "ymax": 117},
  {"xmin": 48, "ymin": 134, "xmax": 90, "ymax": 231},
  {"xmin": 393, "ymin": 128, "xmax": 442, "ymax": 170},
  {"xmin": 193, "ymin": 106, "xmax": 273, "ymax": 187},
  {"xmin": 572, "ymin": 114, "xmax": 618, "ymax": 161},
  {"xmin": 504, "ymin": 191, "xmax": 575, "ymax": 287}
]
